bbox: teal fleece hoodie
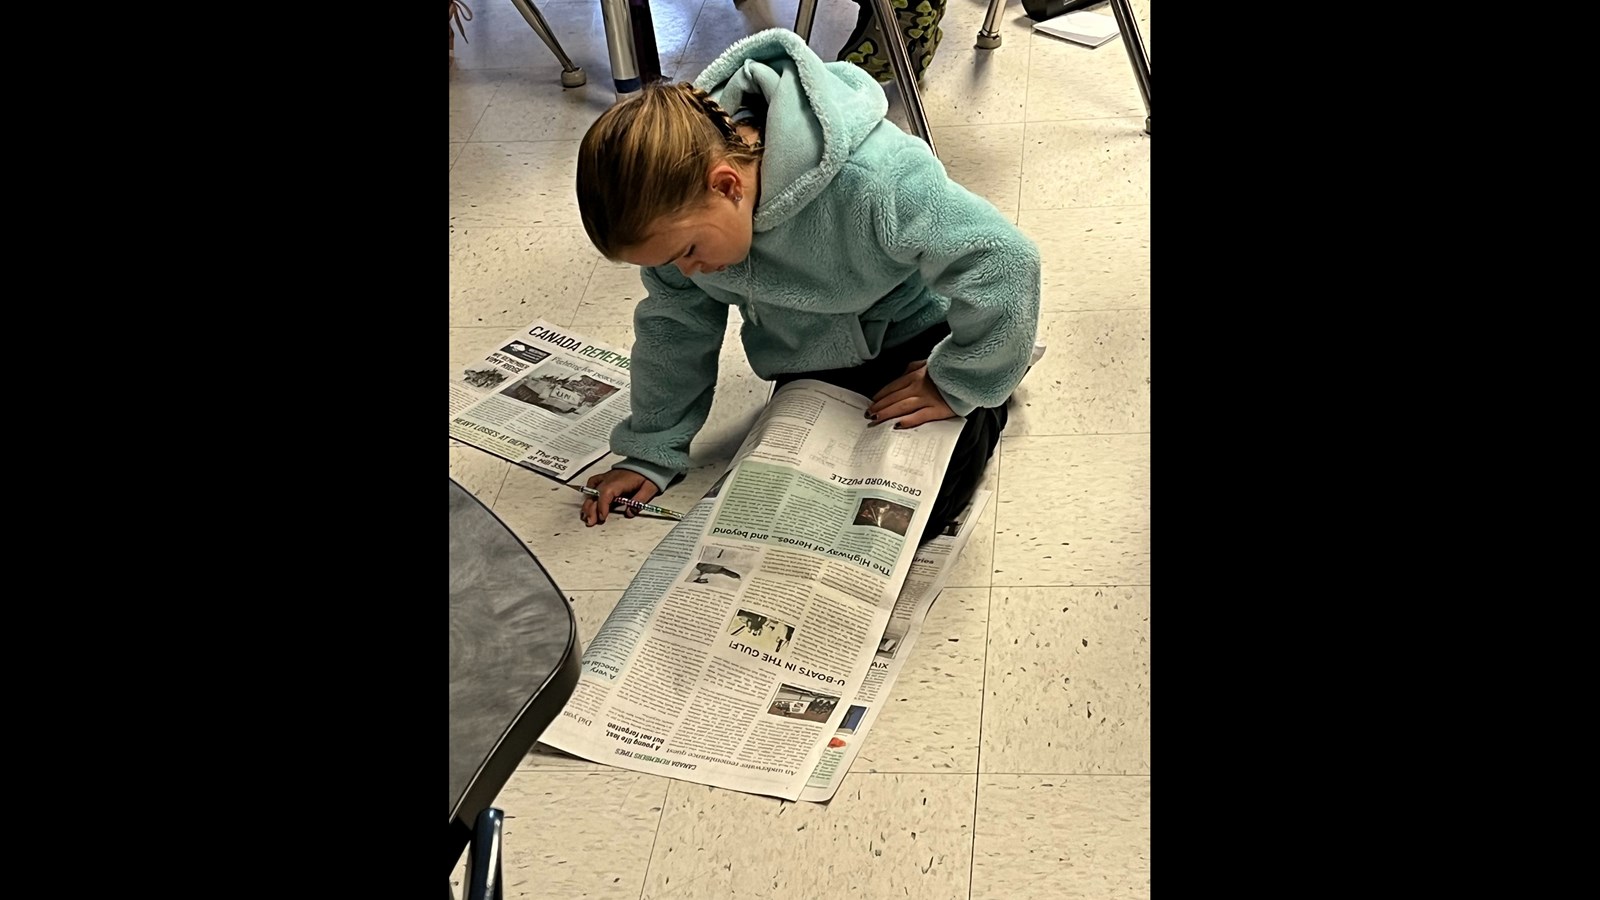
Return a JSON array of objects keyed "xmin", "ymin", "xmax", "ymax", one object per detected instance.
[{"xmin": 613, "ymin": 29, "xmax": 1042, "ymax": 492}]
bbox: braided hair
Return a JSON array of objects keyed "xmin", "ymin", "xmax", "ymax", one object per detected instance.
[
  {"xmin": 681, "ymin": 82, "xmax": 764, "ymax": 152},
  {"xmin": 577, "ymin": 81, "xmax": 765, "ymax": 259}
]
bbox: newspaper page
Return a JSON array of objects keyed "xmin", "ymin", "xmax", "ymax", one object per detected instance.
[
  {"xmin": 448, "ymin": 319, "xmax": 632, "ymax": 482},
  {"xmin": 800, "ymin": 489, "xmax": 992, "ymax": 801},
  {"xmin": 538, "ymin": 379, "xmax": 966, "ymax": 800}
]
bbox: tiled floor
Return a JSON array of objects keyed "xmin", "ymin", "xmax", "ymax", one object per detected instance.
[{"xmin": 450, "ymin": 1, "xmax": 1149, "ymax": 897}]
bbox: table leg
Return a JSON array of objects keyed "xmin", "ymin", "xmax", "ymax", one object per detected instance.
[{"xmin": 599, "ymin": 0, "xmax": 643, "ymax": 98}]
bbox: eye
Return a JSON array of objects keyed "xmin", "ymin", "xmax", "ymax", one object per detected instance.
[{"xmin": 686, "ymin": 246, "xmax": 696, "ymax": 259}]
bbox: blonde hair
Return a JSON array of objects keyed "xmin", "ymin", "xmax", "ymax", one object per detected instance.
[{"xmin": 577, "ymin": 82, "xmax": 764, "ymax": 259}]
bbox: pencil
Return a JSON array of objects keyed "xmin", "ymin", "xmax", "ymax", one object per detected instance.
[{"xmin": 566, "ymin": 483, "xmax": 685, "ymax": 520}]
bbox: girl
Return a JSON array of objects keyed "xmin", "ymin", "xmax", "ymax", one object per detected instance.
[{"xmin": 575, "ymin": 28, "xmax": 1040, "ymax": 545}]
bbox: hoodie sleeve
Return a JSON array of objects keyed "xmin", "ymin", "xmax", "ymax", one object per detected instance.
[
  {"xmin": 864, "ymin": 143, "xmax": 1042, "ymax": 417},
  {"xmin": 609, "ymin": 265, "xmax": 729, "ymax": 492}
]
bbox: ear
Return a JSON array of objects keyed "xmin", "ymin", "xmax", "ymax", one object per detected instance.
[{"xmin": 707, "ymin": 163, "xmax": 742, "ymax": 201}]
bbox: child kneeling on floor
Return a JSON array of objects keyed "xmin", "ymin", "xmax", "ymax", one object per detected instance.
[{"xmin": 574, "ymin": 29, "xmax": 1041, "ymax": 545}]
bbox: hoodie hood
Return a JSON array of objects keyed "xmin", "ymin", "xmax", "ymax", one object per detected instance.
[{"xmin": 694, "ymin": 28, "xmax": 889, "ymax": 231}]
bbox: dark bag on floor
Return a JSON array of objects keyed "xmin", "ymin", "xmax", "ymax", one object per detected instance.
[{"xmin": 1021, "ymin": 0, "xmax": 1102, "ymax": 22}]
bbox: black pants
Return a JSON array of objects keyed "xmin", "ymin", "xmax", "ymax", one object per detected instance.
[{"xmin": 774, "ymin": 323, "xmax": 1007, "ymax": 545}]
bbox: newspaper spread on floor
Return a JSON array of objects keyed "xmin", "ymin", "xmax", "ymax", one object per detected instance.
[
  {"xmin": 448, "ymin": 319, "xmax": 631, "ymax": 482},
  {"xmin": 798, "ymin": 488, "xmax": 990, "ymax": 802},
  {"xmin": 538, "ymin": 379, "xmax": 967, "ymax": 801}
]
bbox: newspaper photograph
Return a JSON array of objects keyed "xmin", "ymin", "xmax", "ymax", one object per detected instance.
[
  {"xmin": 537, "ymin": 380, "xmax": 967, "ymax": 800},
  {"xmin": 448, "ymin": 319, "xmax": 632, "ymax": 482},
  {"xmin": 800, "ymin": 489, "xmax": 991, "ymax": 802}
]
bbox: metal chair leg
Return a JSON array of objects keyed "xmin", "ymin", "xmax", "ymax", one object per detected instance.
[
  {"xmin": 792, "ymin": 0, "xmax": 935, "ymax": 154},
  {"xmin": 465, "ymin": 808, "xmax": 506, "ymax": 900},
  {"xmin": 986, "ymin": 0, "xmax": 1148, "ymax": 134},
  {"xmin": 598, "ymin": 0, "xmax": 643, "ymax": 98},
  {"xmin": 866, "ymin": 0, "xmax": 936, "ymax": 155},
  {"xmin": 989, "ymin": 0, "xmax": 1112, "ymax": 50},
  {"xmin": 1105, "ymin": 0, "xmax": 1149, "ymax": 134},
  {"xmin": 976, "ymin": 0, "xmax": 1005, "ymax": 49},
  {"xmin": 794, "ymin": 0, "xmax": 819, "ymax": 41},
  {"xmin": 507, "ymin": 0, "xmax": 587, "ymax": 87}
]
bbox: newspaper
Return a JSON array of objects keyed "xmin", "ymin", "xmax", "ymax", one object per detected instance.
[
  {"xmin": 799, "ymin": 489, "xmax": 990, "ymax": 801},
  {"xmin": 448, "ymin": 319, "xmax": 632, "ymax": 482},
  {"xmin": 538, "ymin": 379, "xmax": 967, "ymax": 800}
]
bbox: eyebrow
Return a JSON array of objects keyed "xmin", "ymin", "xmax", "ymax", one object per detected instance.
[{"xmin": 632, "ymin": 229, "xmax": 688, "ymax": 267}]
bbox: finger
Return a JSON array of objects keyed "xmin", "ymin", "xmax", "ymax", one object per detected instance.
[
  {"xmin": 893, "ymin": 405, "xmax": 953, "ymax": 429},
  {"xmin": 584, "ymin": 474, "xmax": 605, "ymax": 524},
  {"xmin": 870, "ymin": 370, "xmax": 919, "ymax": 404},
  {"xmin": 624, "ymin": 480, "xmax": 661, "ymax": 518},
  {"xmin": 597, "ymin": 483, "xmax": 626, "ymax": 524},
  {"xmin": 868, "ymin": 385, "xmax": 919, "ymax": 417},
  {"xmin": 903, "ymin": 359, "xmax": 928, "ymax": 372},
  {"xmin": 871, "ymin": 396, "xmax": 932, "ymax": 424}
]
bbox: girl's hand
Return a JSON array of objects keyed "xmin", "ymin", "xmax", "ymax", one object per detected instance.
[
  {"xmin": 581, "ymin": 468, "xmax": 660, "ymax": 526},
  {"xmin": 867, "ymin": 360, "xmax": 957, "ymax": 428}
]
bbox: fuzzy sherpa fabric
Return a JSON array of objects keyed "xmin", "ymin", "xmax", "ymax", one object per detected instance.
[{"xmin": 613, "ymin": 28, "xmax": 1041, "ymax": 491}]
